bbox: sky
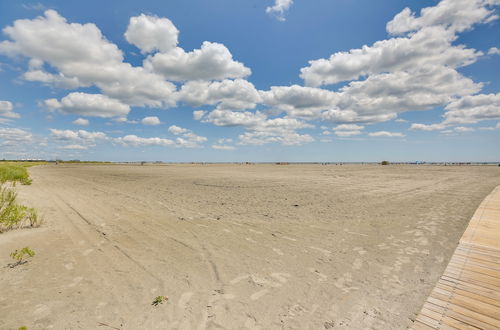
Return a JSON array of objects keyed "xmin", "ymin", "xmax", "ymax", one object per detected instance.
[{"xmin": 0, "ymin": 0, "xmax": 499, "ymax": 162}]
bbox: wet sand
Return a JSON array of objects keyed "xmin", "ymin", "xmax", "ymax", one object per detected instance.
[{"xmin": 1, "ymin": 164, "xmax": 499, "ymax": 329}]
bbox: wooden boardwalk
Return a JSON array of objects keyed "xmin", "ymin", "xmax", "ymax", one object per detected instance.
[{"xmin": 412, "ymin": 186, "xmax": 500, "ymax": 330}]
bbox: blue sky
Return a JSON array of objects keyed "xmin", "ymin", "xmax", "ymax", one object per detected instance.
[{"xmin": 0, "ymin": 0, "xmax": 499, "ymax": 162}]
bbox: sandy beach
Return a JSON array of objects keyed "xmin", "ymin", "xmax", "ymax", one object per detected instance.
[{"xmin": 1, "ymin": 164, "xmax": 500, "ymax": 329}]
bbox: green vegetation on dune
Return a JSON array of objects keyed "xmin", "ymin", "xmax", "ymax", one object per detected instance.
[
  {"xmin": 0, "ymin": 162, "xmax": 41, "ymax": 232},
  {"xmin": 0, "ymin": 161, "xmax": 46, "ymax": 185},
  {"xmin": 0, "ymin": 164, "xmax": 32, "ymax": 185},
  {"xmin": 0, "ymin": 185, "xmax": 40, "ymax": 232}
]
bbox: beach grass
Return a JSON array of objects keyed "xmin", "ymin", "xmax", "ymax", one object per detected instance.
[
  {"xmin": 0, "ymin": 162, "xmax": 42, "ymax": 232},
  {"xmin": 0, "ymin": 185, "xmax": 40, "ymax": 232},
  {"xmin": 0, "ymin": 162, "xmax": 46, "ymax": 185}
]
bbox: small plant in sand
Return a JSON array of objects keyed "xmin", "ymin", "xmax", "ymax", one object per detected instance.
[
  {"xmin": 152, "ymin": 295, "xmax": 168, "ymax": 306},
  {"xmin": 0, "ymin": 184, "xmax": 41, "ymax": 232},
  {"xmin": 18, "ymin": 326, "xmax": 28, "ymax": 330},
  {"xmin": 9, "ymin": 247, "xmax": 35, "ymax": 268},
  {"xmin": 381, "ymin": 160, "xmax": 390, "ymax": 165}
]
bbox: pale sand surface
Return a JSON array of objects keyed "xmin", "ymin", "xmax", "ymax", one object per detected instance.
[{"xmin": 1, "ymin": 164, "xmax": 500, "ymax": 329}]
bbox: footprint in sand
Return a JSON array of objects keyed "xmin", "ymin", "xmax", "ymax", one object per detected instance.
[
  {"xmin": 393, "ymin": 256, "xmax": 410, "ymax": 272},
  {"xmin": 33, "ymin": 304, "xmax": 50, "ymax": 318},
  {"xmin": 309, "ymin": 246, "xmax": 331, "ymax": 256},
  {"xmin": 377, "ymin": 243, "xmax": 390, "ymax": 250},
  {"xmin": 308, "ymin": 268, "xmax": 327, "ymax": 282},
  {"xmin": 272, "ymin": 248, "xmax": 284, "ymax": 256},
  {"xmin": 269, "ymin": 272, "xmax": 291, "ymax": 287},
  {"xmin": 250, "ymin": 289, "xmax": 269, "ymax": 300},
  {"xmin": 271, "ymin": 272, "xmax": 291, "ymax": 283},
  {"xmin": 244, "ymin": 317, "xmax": 262, "ymax": 330},
  {"xmin": 403, "ymin": 246, "xmax": 420, "ymax": 255},
  {"xmin": 178, "ymin": 291, "xmax": 194, "ymax": 309},
  {"xmin": 414, "ymin": 236, "xmax": 429, "ymax": 246},
  {"xmin": 68, "ymin": 276, "xmax": 83, "ymax": 288},
  {"xmin": 353, "ymin": 247, "xmax": 367, "ymax": 255},
  {"xmin": 334, "ymin": 272, "xmax": 358, "ymax": 293},
  {"xmin": 82, "ymin": 248, "xmax": 93, "ymax": 256},
  {"xmin": 352, "ymin": 258, "xmax": 363, "ymax": 270},
  {"xmin": 230, "ymin": 274, "xmax": 250, "ymax": 285},
  {"xmin": 231, "ymin": 273, "xmax": 291, "ymax": 300},
  {"xmin": 249, "ymin": 229, "xmax": 263, "ymax": 234},
  {"xmin": 435, "ymin": 255, "xmax": 444, "ymax": 263}
]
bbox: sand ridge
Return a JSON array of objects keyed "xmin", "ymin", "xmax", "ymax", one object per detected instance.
[{"xmin": 1, "ymin": 164, "xmax": 499, "ymax": 329}]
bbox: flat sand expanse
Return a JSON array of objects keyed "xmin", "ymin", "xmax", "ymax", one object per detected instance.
[{"xmin": 1, "ymin": 164, "xmax": 500, "ymax": 329}]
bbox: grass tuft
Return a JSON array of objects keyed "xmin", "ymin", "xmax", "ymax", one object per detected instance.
[
  {"xmin": 0, "ymin": 163, "xmax": 34, "ymax": 185},
  {"xmin": 0, "ymin": 163, "xmax": 42, "ymax": 232},
  {"xmin": 9, "ymin": 247, "xmax": 35, "ymax": 268},
  {"xmin": 0, "ymin": 184, "xmax": 41, "ymax": 232},
  {"xmin": 152, "ymin": 295, "xmax": 168, "ymax": 306}
]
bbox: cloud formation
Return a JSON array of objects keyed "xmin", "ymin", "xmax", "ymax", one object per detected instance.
[
  {"xmin": 0, "ymin": 0, "xmax": 499, "ymax": 154},
  {"xmin": 0, "ymin": 100, "xmax": 20, "ymax": 118},
  {"xmin": 368, "ymin": 131, "xmax": 405, "ymax": 137},
  {"xmin": 443, "ymin": 93, "xmax": 500, "ymax": 124},
  {"xmin": 0, "ymin": 127, "xmax": 33, "ymax": 146},
  {"xmin": 144, "ymin": 41, "xmax": 251, "ymax": 81},
  {"xmin": 141, "ymin": 116, "xmax": 161, "ymax": 125},
  {"xmin": 125, "ymin": 14, "xmax": 179, "ymax": 54},
  {"xmin": 180, "ymin": 79, "xmax": 260, "ymax": 110},
  {"xmin": 72, "ymin": 118, "xmax": 89, "ymax": 126},
  {"xmin": 167, "ymin": 125, "xmax": 207, "ymax": 147},
  {"xmin": 0, "ymin": 10, "xmax": 176, "ymax": 108},
  {"xmin": 266, "ymin": 0, "xmax": 294, "ymax": 21},
  {"xmin": 386, "ymin": 0, "xmax": 499, "ymax": 35},
  {"xmin": 44, "ymin": 93, "xmax": 130, "ymax": 118},
  {"xmin": 300, "ymin": 27, "xmax": 480, "ymax": 87}
]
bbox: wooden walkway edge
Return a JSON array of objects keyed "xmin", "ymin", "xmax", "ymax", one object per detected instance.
[{"xmin": 412, "ymin": 186, "xmax": 500, "ymax": 330}]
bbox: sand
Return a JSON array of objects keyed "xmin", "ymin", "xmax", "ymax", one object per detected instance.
[{"xmin": 1, "ymin": 164, "xmax": 499, "ymax": 329}]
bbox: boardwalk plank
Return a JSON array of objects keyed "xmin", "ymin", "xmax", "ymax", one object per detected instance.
[{"xmin": 412, "ymin": 186, "xmax": 500, "ymax": 329}]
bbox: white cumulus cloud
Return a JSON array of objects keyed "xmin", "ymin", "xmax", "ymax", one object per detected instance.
[
  {"xmin": 44, "ymin": 93, "xmax": 130, "ymax": 118},
  {"xmin": 141, "ymin": 116, "xmax": 161, "ymax": 125},
  {"xmin": 368, "ymin": 131, "xmax": 405, "ymax": 137},
  {"xmin": 50, "ymin": 128, "xmax": 108, "ymax": 142},
  {"xmin": 266, "ymin": 0, "xmax": 293, "ymax": 21},
  {"xmin": 167, "ymin": 125, "xmax": 207, "ymax": 147},
  {"xmin": 180, "ymin": 79, "xmax": 261, "ymax": 110},
  {"xmin": 0, "ymin": 127, "xmax": 33, "ymax": 145},
  {"xmin": 0, "ymin": 100, "xmax": 20, "ymax": 118},
  {"xmin": 72, "ymin": 118, "xmax": 89, "ymax": 126},
  {"xmin": 489, "ymin": 47, "xmax": 500, "ymax": 55},
  {"xmin": 386, "ymin": 0, "xmax": 499, "ymax": 35},
  {"xmin": 300, "ymin": 27, "xmax": 481, "ymax": 87},
  {"xmin": 125, "ymin": 14, "xmax": 179, "ymax": 53},
  {"xmin": 211, "ymin": 145, "xmax": 236, "ymax": 150},
  {"xmin": 116, "ymin": 135, "xmax": 174, "ymax": 147},
  {"xmin": 144, "ymin": 41, "xmax": 251, "ymax": 81},
  {"xmin": 443, "ymin": 93, "xmax": 500, "ymax": 124},
  {"xmin": 0, "ymin": 10, "xmax": 177, "ymax": 108},
  {"xmin": 410, "ymin": 123, "xmax": 447, "ymax": 131},
  {"xmin": 59, "ymin": 144, "xmax": 88, "ymax": 150}
]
